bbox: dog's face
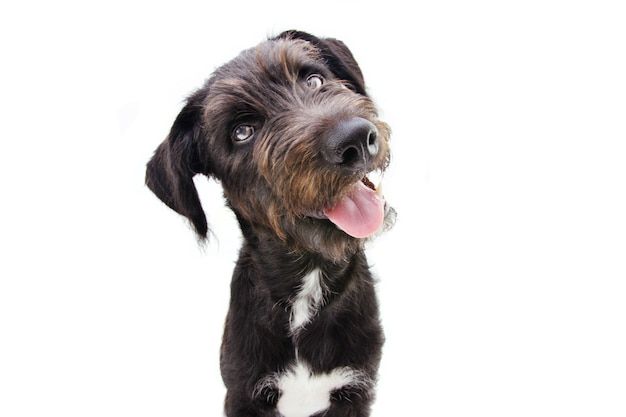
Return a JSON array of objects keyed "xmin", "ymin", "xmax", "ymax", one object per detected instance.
[{"xmin": 146, "ymin": 31, "xmax": 394, "ymax": 260}]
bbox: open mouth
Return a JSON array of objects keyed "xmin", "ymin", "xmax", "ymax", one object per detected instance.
[
  {"xmin": 319, "ymin": 174, "xmax": 386, "ymax": 239},
  {"xmin": 361, "ymin": 176, "xmax": 377, "ymax": 192}
]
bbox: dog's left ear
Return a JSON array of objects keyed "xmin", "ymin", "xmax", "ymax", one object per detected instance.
[
  {"xmin": 145, "ymin": 92, "xmax": 211, "ymax": 239},
  {"xmin": 276, "ymin": 30, "xmax": 367, "ymax": 96}
]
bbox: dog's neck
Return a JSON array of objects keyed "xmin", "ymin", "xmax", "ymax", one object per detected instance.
[
  {"xmin": 241, "ymin": 228, "xmax": 361, "ymax": 275},
  {"xmin": 241, "ymin": 240, "xmax": 365, "ymax": 330},
  {"xmin": 233, "ymin": 217, "xmax": 366, "ymax": 300},
  {"xmin": 233, "ymin": 210, "xmax": 365, "ymax": 265}
]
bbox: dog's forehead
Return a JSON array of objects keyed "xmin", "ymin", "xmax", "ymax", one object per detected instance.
[
  {"xmin": 201, "ymin": 38, "xmax": 333, "ymax": 122},
  {"xmin": 209, "ymin": 39, "xmax": 328, "ymax": 92},
  {"xmin": 242, "ymin": 38, "xmax": 324, "ymax": 80}
]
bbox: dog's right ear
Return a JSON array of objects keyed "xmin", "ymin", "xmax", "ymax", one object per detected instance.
[{"xmin": 145, "ymin": 93, "xmax": 210, "ymax": 239}]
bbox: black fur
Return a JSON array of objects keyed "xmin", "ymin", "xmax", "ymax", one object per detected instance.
[{"xmin": 146, "ymin": 31, "xmax": 394, "ymax": 416}]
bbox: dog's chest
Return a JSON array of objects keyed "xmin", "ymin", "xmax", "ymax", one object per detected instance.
[
  {"xmin": 289, "ymin": 268, "xmax": 326, "ymax": 334},
  {"xmin": 274, "ymin": 361, "xmax": 366, "ymax": 417},
  {"xmin": 252, "ymin": 265, "xmax": 374, "ymax": 416},
  {"xmin": 267, "ymin": 269, "xmax": 356, "ymax": 417}
]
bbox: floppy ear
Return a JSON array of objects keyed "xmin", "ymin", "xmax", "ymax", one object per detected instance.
[
  {"xmin": 276, "ymin": 30, "xmax": 367, "ymax": 95},
  {"xmin": 145, "ymin": 92, "xmax": 210, "ymax": 239}
]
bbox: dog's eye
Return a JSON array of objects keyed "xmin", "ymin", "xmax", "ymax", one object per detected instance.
[
  {"xmin": 233, "ymin": 125, "xmax": 255, "ymax": 142},
  {"xmin": 306, "ymin": 74, "xmax": 324, "ymax": 89}
]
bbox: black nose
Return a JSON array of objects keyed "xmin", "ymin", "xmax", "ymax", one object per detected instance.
[{"xmin": 323, "ymin": 117, "xmax": 379, "ymax": 170}]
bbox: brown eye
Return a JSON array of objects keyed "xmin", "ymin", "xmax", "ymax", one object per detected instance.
[
  {"xmin": 233, "ymin": 125, "xmax": 255, "ymax": 142},
  {"xmin": 306, "ymin": 74, "xmax": 324, "ymax": 89}
]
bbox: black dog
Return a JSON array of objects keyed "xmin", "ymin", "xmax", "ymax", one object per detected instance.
[{"xmin": 146, "ymin": 30, "xmax": 395, "ymax": 417}]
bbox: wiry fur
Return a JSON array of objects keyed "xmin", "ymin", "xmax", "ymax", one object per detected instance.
[{"xmin": 146, "ymin": 30, "xmax": 394, "ymax": 416}]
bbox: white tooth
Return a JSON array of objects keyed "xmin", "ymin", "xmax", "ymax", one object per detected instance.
[{"xmin": 368, "ymin": 170, "xmax": 384, "ymax": 195}]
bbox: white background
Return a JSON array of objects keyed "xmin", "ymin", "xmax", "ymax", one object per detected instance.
[{"xmin": 1, "ymin": 1, "xmax": 625, "ymax": 416}]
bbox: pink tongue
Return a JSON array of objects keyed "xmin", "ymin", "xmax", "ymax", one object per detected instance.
[{"xmin": 323, "ymin": 181, "xmax": 385, "ymax": 238}]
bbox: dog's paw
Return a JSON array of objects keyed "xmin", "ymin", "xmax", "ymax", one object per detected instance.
[
  {"xmin": 256, "ymin": 385, "xmax": 280, "ymax": 407},
  {"xmin": 330, "ymin": 384, "xmax": 366, "ymax": 404}
]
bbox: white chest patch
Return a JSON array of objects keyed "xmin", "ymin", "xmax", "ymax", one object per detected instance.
[
  {"xmin": 289, "ymin": 268, "xmax": 325, "ymax": 334},
  {"xmin": 275, "ymin": 361, "xmax": 367, "ymax": 417}
]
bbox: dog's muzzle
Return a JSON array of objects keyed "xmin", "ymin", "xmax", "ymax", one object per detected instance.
[{"xmin": 306, "ymin": 117, "xmax": 388, "ymax": 239}]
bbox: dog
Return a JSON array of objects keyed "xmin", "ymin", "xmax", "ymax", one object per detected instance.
[{"xmin": 146, "ymin": 30, "xmax": 395, "ymax": 417}]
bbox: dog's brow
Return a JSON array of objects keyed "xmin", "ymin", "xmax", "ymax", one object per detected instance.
[
  {"xmin": 297, "ymin": 63, "xmax": 331, "ymax": 80},
  {"xmin": 266, "ymin": 40, "xmax": 322, "ymax": 81}
]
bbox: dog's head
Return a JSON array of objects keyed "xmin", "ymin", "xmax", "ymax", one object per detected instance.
[{"xmin": 146, "ymin": 31, "xmax": 394, "ymax": 260}]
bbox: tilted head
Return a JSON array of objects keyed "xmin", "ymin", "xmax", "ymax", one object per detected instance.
[{"xmin": 146, "ymin": 31, "xmax": 395, "ymax": 261}]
